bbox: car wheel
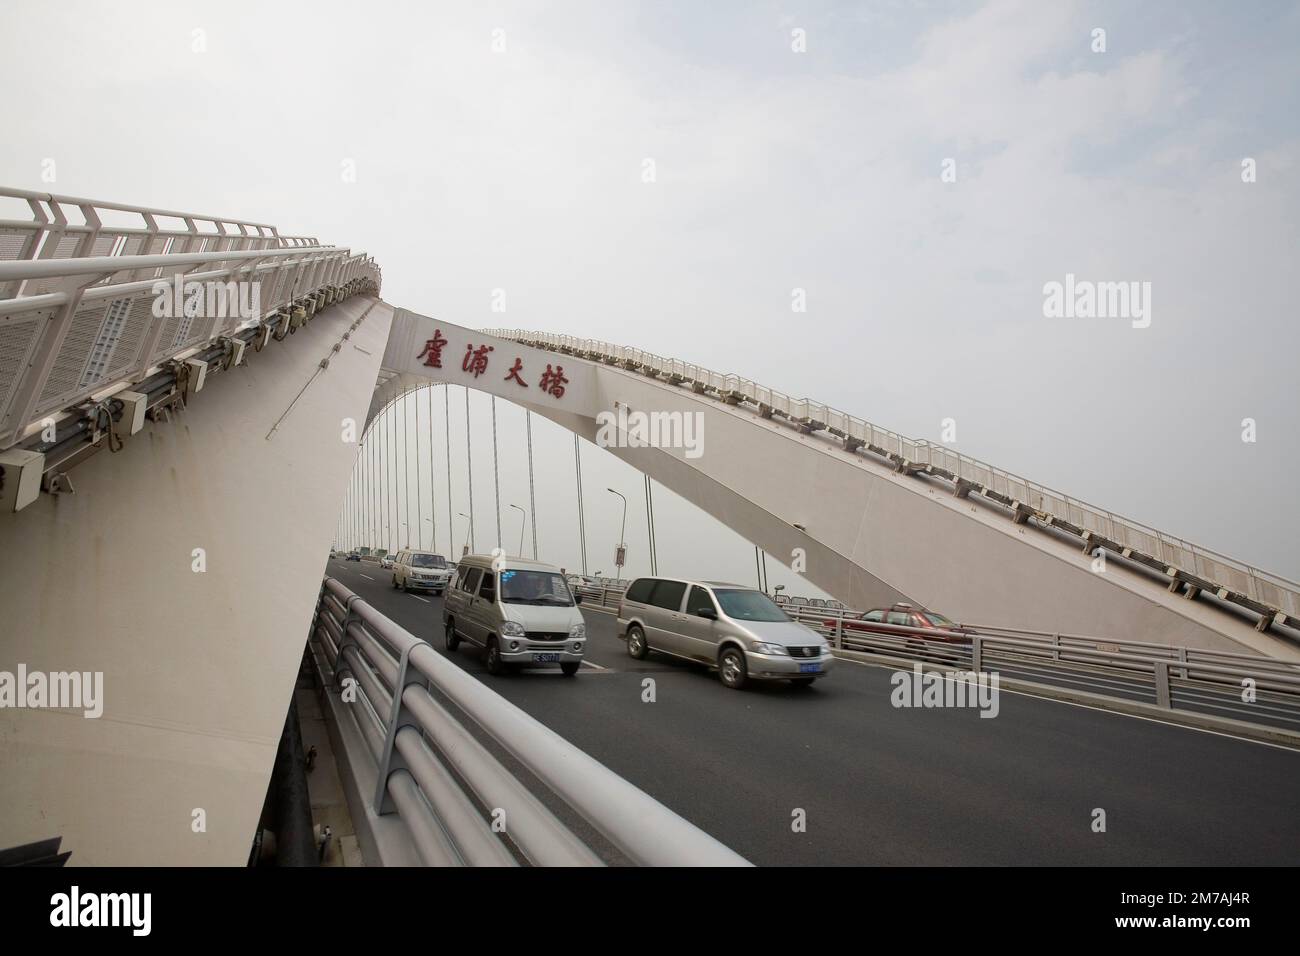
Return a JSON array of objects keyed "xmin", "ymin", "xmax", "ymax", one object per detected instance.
[
  {"xmin": 485, "ymin": 638, "xmax": 504, "ymax": 675},
  {"xmin": 391, "ymin": 575, "xmax": 399, "ymax": 589},
  {"xmin": 718, "ymin": 647, "xmax": 748, "ymax": 690},
  {"xmin": 445, "ymin": 620, "xmax": 460, "ymax": 653},
  {"xmin": 626, "ymin": 625, "xmax": 649, "ymax": 660},
  {"xmin": 560, "ymin": 661, "xmax": 579, "ymax": 677}
]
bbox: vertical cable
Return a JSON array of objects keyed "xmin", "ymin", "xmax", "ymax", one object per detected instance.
[
  {"xmin": 762, "ymin": 550, "xmax": 769, "ymax": 594},
  {"xmin": 464, "ymin": 387, "xmax": 475, "ymax": 553},
  {"xmin": 574, "ymin": 434, "xmax": 588, "ymax": 575},
  {"xmin": 414, "ymin": 389, "xmax": 423, "ymax": 550},
  {"xmin": 403, "ymin": 389, "xmax": 411, "ymax": 548},
  {"xmin": 391, "ymin": 390, "xmax": 399, "ymax": 552},
  {"xmin": 525, "ymin": 410, "xmax": 538, "ymax": 559},
  {"xmin": 434, "ymin": 385, "xmax": 444, "ymax": 556},
  {"xmin": 491, "ymin": 396, "xmax": 502, "ymax": 551},
  {"xmin": 755, "ymin": 546, "xmax": 762, "ymax": 590},
  {"xmin": 444, "ymin": 384, "xmax": 452, "ymax": 556}
]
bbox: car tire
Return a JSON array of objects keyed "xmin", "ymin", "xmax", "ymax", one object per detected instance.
[
  {"xmin": 485, "ymin": 638, "xmax": 505, "ymax": 676},
  {"xmin": 391, "ymin": 575, "xmax": 399, "ymax": 589},
  {"xmin": 626, "ymin": 625, "xmax": 649, "ymax": 660},
  {"xmin": 445, "ymin": 620, "xmax": 460, "ymax": 653},
  {"xmin": 560, "ymin": 661, "xmax": 579, "ymax": 677},
  {"xmin": 718, "ymin": 646, "xmax": 748, "ymax": 690}
]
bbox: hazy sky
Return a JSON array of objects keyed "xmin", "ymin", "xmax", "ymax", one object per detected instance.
[{"xmin": 2, "ymin": 0, "xmax": 1297, "ymax": 595}]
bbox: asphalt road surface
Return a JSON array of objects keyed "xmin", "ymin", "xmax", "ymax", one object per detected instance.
[{"xmin": 325, "ymin": 557, "xmax": 1300, "ymax": 866}]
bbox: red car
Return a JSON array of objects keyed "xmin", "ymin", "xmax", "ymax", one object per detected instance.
[{"xmin": 824, "ymin": 603, "xmax": 974, "ymax": 644}]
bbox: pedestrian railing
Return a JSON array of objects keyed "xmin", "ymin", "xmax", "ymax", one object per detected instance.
[
  {"xmin": 781, "ymin": 606, "xmax": 1300, "ymax": 731},
  {"xmin": 310, "ymin": 576, "xmax": 751, "ymax": 866},
  {"xmin": 489, "ymin": 328, "xmax": 1300, "ymax": 634}
]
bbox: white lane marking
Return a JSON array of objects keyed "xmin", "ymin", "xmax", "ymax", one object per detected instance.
[
  {"xmin": 832, "ymin": 654, "xmax": 1300, "ymax": 753},
  {"xmin": 581, "ymin": 659, "xmax": 608, "ymax": 670},
  {"xmin": 412, "ymin": 596, "xmax": 430, "ymax": 604},
  {"xmin": 360, "ymin": 574, "xmax": 374, "ymax": 581}
]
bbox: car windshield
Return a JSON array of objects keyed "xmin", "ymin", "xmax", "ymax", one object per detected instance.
[
  {"xmin": 922, "ymin": 611, "xmax": 955, "ymax": 627},
  {"xmin": 713, "ymin": 589, "xmax": 790, "ymax": 622},
  {"xmin": 500, "ymin": 570, "xmax": 574, "ymax": 606},
  {"xmin": 410, "ymin": 553, "xmax": 446, "ymax": 568}
]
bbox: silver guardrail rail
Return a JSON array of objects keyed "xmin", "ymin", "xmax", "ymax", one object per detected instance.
[
  {"xmin": 781, "ymin": 604, "xmax": 1300, "ymax": 732},
  {"xmin": 487, "ymin": 328, "xmax": 1300, "ymax": 636},
  {"xmin": 578, "ymin": 579, "xmax": 1300, "ymax": 731},
  {"xmin": 0, "ymin": 188, "xmax": 381, "ymax": 508},
  {"xmin": 311, "ymin": 576, "xmax": 751, "ymax": 866}
]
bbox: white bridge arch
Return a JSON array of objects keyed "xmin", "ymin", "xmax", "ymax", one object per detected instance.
[{"xmin": 373, "ymin": 308, "xmax": 1300, "ymax": 661}]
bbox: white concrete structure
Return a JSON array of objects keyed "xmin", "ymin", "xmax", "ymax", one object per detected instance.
[{"xmin": 380, "ymin": 309, "xmax": 1300, "ymax": 661}]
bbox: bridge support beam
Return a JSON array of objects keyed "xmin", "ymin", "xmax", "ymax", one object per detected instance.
[{"xmin": 0, "ymin": 296, "xmax": 393, "ymax": 865}]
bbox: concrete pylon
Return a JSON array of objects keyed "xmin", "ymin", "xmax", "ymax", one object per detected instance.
[{"xmin": 0, "ymin": 296, "xmax": 392, "ymax": 865}]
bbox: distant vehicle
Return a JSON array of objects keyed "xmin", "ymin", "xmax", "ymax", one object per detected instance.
[
  {"xmin": 329, "ymin": 549, "xmax": 337, "ymax": 559},
  {"xmin": 346, "ymin": 551, "xmax": 361, "ymax": 562},
  {"xmin": 617, "ymin": 577, "xmax": 832, "ymax": 690},
  {"xmin": 380, "ymin": 554, "xmax": 395, "ymax": 569},
  {"xmin": 826, "ymin": 602, "xmax": 974, "ymax": 647},
  {"xmin": 442, "ymin": 554, "xmax": 586, "ymax": 677},
  {"xmin": 392, "ymin": 550, "xmax": 452, "ymax": 594},
  {"xmin": 808, "ymin": 598, "xmax": 828, "ymax": 609}
]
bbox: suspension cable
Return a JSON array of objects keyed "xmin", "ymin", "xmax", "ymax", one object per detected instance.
[
  {"xmin": 575, "ymin": 434, "xmax": 588, "ymax": 575},
  {"xmin": 464, "ymin": 387, "xmax": 475, "ymax": 554},
  {"xmin": 491, "ymin": 395, "xmax": 502, "ymax": 551},
  {"xmin": 526, "ymin": 410, "xmax": 538, "ymax": 559}
]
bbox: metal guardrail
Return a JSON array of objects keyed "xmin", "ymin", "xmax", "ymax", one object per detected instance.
[
  {"xmin": 0, "ymin": 187, "xmax": 382, "ymax": 453},
  {"xmin": 311, "ymin": 576, "xmax": 751, "ymax": 866},
  {"xmin": 575, "ymin": 579, "xmax": 1300, "ymax": 731},
  {"xmin": 779, "ymin": 606, "xmax": 1300, "ymax": 732},
  {"xmin": 487, "ymin": 328, "xmax": 1300, "ymax": 633}
]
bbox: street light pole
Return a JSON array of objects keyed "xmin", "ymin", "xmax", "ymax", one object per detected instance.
[
  {"xmin": 509, "ymin": 504, "xmax": 526, "ymax": 558},
  {"xmin": 607, "ymin": 488, "xmax": 627, "ymax": 574},
  {"xmin": 458, "ymin": 512, "xmax": 471, "ymax": 557}
]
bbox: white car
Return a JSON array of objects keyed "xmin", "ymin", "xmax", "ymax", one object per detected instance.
[{"xmin": 392, "ymin": 550, "xmax": 453, "ymax": 593}]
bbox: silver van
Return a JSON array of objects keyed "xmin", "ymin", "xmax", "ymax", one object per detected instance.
[
  {"xmin": 442, "ymin": 554, "xmax": 587, "ymax": 676},
  {"xmin": 617, "ymin": 578, "xmax": 833, "ymax": 689},
  {"xmin": 392, "ymin": 549, "xmax": 452, "ymax": 593}
]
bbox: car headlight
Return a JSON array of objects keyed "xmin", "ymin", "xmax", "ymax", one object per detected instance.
[
  {"xmin": 751, "ymin": 642, "xmax": 788, "ymax": 655},
  {"xmin": 500, "ymin": 621, "xmax": 525, "ymax": 637},
  {"xmin": 569, "ymin": 623, "xmax": 586, "ymax": 639}
]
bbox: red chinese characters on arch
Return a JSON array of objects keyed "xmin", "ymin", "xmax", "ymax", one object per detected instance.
[
  {"xmin": 539, "ymin": 363, "xmax": 569, "ymax": 398},
  {"xmin": 417, "ymin": 330, "xmax": 449, "ymax": 368},
  {"xmin": 504, "ymin": 358, "xmax": 527, "ymax": 387},
  {"xmin": 411, "ymin": 334, "xmax": 571, "ymax": 400},
  {"xmin": 462, "ymin": 343, "xmax": 494, "ymax": 378}
]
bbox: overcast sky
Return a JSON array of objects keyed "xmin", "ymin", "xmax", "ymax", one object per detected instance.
[{"xmin": 2, "ymin": 0, "xmax": 1297, "ymax": 595}]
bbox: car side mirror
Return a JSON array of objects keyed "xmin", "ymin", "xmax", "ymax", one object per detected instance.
[
  {"xmin": 574, "ymin": 593, "xmax": 583, "ymax": 604},
  {"xmin": 698, "ymin": 608, "xmax": 717, "ymax": 620}
]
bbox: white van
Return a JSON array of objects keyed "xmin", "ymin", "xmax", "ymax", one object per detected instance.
[{"xmin": 441, "ymin": 554, "xmax": 587, "ymax": 676}]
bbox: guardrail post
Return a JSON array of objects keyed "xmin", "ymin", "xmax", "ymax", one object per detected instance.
[
  {"xmin": 971, "ymin": 636, "xmax": 982, "ymax": 673},
  {"xmin": 1154, "ymin": 660, "xmax": 1171, "ymax": 709},
  {"xmin": 834, "ymin": 615, "xmax": 843, "ymax": 650},
  {"xmin": 1051, "ymin": 632, "xmax": 1060, "ymax": 661},
  {"xmin": 1176, "ymin": 646, "xmax": 1188, "ymax": 680},
  {"xmin": 373, "ymin": 641, "xmax": 432, "ymax": 815}
]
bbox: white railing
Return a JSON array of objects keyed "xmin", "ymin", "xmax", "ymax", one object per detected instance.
[
  {"xmin": 0, "ymin": 188, "xmax": 380, "ymax": 451},
  {"xmin": 488, "ymin": 328, "xmax": 1300, "ymax": 625}
]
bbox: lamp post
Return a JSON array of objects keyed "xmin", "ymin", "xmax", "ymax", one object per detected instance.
[
  {"xmin": 458, "ymin": 512, "xmax": 471, "ymax": 557},
  {"xmin": 509, "ymin": 504, "xmax": 526, "ymax": 558},
  {"xmin": 607, "ymin": 488, "xmax": 627, "ymax": 574}
]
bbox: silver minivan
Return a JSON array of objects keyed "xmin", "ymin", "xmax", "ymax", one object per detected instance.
[
  {"xmin": 392, "ymin": 549, "xmax": 453, "ymax": 593},
  {"xmin": 442, "ymin": 554, "xmax": 587, "ymax": 676},
  {"xmin": 617, "ymin": 578, "xmax": 833, "ymax": 689}
]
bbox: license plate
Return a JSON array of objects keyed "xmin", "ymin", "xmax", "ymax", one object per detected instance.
[
  {"xmin": 533, "ymin": 653, "xmax": 560, "ymax": 664},
  {"xmin": 799, "ymin": 663, "xmax": 822, "ymax": 674}
]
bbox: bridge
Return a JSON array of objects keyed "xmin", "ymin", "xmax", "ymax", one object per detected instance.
[{"xmin": 1, "ymin": 188, "xmax": 1297, "ymax": 866}]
